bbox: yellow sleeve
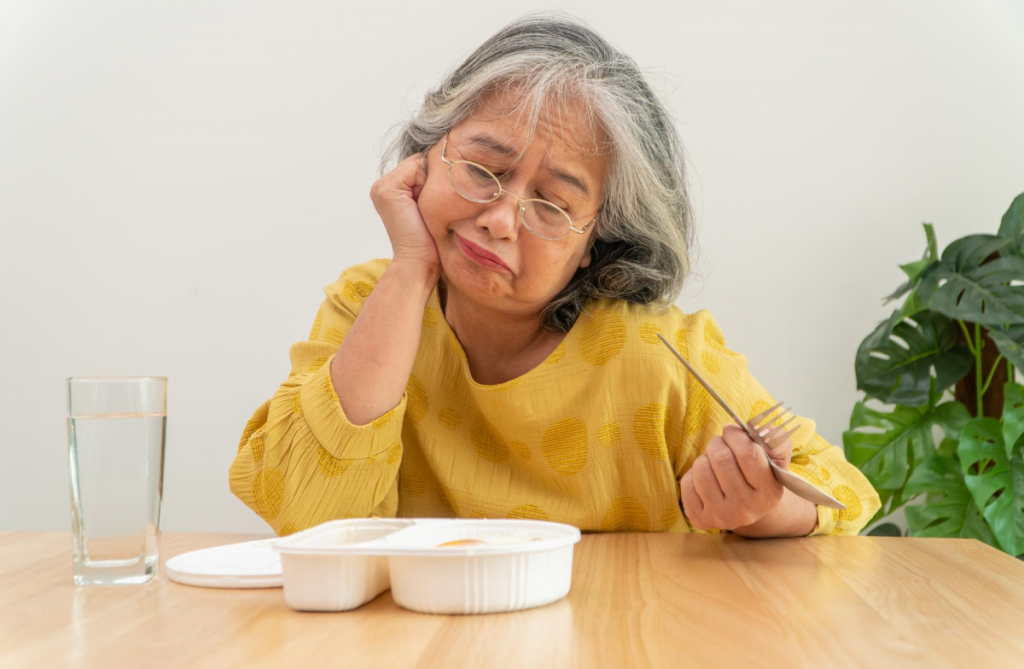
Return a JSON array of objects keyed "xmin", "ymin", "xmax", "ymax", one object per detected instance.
[
  {"xmin": 675, "ymin": 309, "xmax": 881, "ymax": 537},
  {"xmin": 228, "ymin": 258, "xmax": 407, "ymax": 536}
]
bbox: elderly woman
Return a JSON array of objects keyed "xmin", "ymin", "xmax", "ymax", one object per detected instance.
[{"xmin": 230, "ymin": 13, "xmax": 879, "ymax": 537}]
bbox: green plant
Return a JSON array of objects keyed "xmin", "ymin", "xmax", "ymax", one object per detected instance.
[{"xmin": 844, "ymin": 192, "xmax": 1024, "ymax": 556}]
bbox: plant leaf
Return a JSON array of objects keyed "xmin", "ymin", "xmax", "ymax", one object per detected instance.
[
  {"xmin": 997, "ymin": 191, "xmax": 1024, "ymax": 254},
  {"xmin": 917, "ymin": 234, "xmax": 1024, "ymax": 327},
  {"xmin": 866, "ymin": 522, "xmax": 903, "ymax": 537},
  {"xmin": 843, "ymin": 393, "xmax": 971, "ymax": 493},
  {"xmin": 904, "ymin": 455, "xmax": 997, "ymax": 545},
  {"xmin": 924, "ymin": 222, "xmax": 938, "ymax": 260},
  {"xmin": 988, "ymin": 325, "xmax": 1024, "ymax": 372},
  {"xmin": 855, "ymin": 309, "xmax": 974, "ymax": 405},
  {"xmin": 1004, "ymin": 383, "xmax": 1024, "ymax": 457},
  {"xmin": 958, "ymin": 417, "xmax": 1024, "ymax": 555},
  {"xmin": 882, "ymin": 223, "xmax": 939, "ymax": 306}
]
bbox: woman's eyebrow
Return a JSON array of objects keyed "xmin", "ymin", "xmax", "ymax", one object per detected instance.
[{"xmin": 465, "ymin": 133, "xmax": 592, "ymax": 199}]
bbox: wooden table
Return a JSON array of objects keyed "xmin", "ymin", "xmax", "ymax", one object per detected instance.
[{"xmin": 2, "ymin": 532, "xmax": 1024, "ymax": 668}]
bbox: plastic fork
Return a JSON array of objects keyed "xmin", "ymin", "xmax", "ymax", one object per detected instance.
[{"xmin": 657, "ymin": 333, "xmax": 846, "ymax": 511}]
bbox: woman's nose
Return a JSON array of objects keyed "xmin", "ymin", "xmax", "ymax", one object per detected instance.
[{"xmin": 475, "ymin": 192, "xmax": 520, "ymax": 241}]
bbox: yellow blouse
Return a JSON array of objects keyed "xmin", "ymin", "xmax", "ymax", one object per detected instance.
[{"xmin": 229, "ymin": 258, "xmax": 879, "ymax": 536}]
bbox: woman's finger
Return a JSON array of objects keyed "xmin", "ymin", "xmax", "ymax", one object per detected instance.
[
  {"xmin": 690, "ymin": 455, "xmax": 725, "ymax": 507},
  {"xmin": 705, "ymin": 435, "xmax": 755, "ymax": 499},
  {"xmin": 679, "ymin": 473, "xmax": 703, "ymax": 519},
  {"xmin": 721, "ymin": 424, "xmax": 773, "ymax": 489}
]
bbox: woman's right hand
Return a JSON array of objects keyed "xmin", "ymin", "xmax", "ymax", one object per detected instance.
[{"xmin": 369, "ymin": 151, "xmax": 440, "ymax": 273}]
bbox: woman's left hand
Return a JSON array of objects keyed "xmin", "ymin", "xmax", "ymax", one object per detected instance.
[{"xmin": 680, "ymin": 423, "xmax": 792, "ymax": 532}]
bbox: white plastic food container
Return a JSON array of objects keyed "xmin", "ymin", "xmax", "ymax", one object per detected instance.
[{"xmin": 273, "ymin": 518, "xmax": 581, "ymax": 614}]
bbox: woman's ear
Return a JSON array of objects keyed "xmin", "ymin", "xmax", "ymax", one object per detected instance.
[{"xmin": 579, "ymin": 229, "xmax": 598, "ymax": 269}]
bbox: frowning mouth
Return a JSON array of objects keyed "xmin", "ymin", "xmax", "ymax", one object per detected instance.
[{"xmin": 455, "ymin": 234, "xmax": 511, "ymax": 272}]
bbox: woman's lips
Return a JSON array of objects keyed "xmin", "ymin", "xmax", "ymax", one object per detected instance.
[{"xmin": 455, "ymin": 234, "xmax": 511, "ymax": 272}]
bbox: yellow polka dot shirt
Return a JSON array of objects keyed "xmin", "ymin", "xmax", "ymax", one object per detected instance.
[{"xmin": 229, "ymin": 258, "xmax": 880, "ymax": 537}]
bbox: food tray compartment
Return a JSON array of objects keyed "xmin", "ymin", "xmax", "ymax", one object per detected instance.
[{"xmin": 273, "ymin": 518, "xmax": 413, "ymax": 612}]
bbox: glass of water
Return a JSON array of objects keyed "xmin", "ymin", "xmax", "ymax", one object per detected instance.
[{"xmin": 67, "ymin": 376, "xmax": 167, "ymax": 586}]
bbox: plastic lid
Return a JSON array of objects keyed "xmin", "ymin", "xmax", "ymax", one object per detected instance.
[{"xmin": 166, "ymin": 539, "xmax": 283, "ymax": 588}]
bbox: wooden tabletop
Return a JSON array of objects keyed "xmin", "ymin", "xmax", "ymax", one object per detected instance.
[{"xmin": 2, "ymin": 532, "xmax": 1023, "ymax": 668}]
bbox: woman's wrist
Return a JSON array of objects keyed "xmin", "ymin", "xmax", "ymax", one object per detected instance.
[
  {"xmin": 731, "ymin": 487, "xmax": 819, "ymax": 538},
  {"xmin": 388, "ymin": 257, "xmax": 441, "ymax": 298}
]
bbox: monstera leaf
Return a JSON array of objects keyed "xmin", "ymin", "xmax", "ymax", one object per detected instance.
[
  {"xmin": 855, "ymin": 309, "xmax": 974, "ymax": 405},
  {"xmin": 904, "ymin": 455, "xmax": 997, "ymax": 545},
  {"xmin": 843, "ymin": 389, "xmax": 971, "ymax": 497},
  {"xmin": 958, "ymin": 418, "xmax": 1024, "ymax": 557},
  {"xmin": 883, "ymin": 223, "xmax": 939, "ymax": 308},
  {"xmin": 997, "ymin": 192, "xmax": 1024, "ymax": 255},
  {"xmin": 988, "ymin": 324, "xmax": 1024, "ymax": 372},
  {"xmin": 955, "ymin": 385, "xmax": 1024, "ymax": 556},
  {"xmin": 917, "ymin": 234, "xmax": 1024, "ymax": 328}
]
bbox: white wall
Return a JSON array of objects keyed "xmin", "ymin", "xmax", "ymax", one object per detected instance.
[{"xmin": 2, "ymin": 0, "xmax": 1023, "ymax": 533}]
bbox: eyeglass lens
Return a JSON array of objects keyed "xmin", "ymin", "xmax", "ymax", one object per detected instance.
[{"xmin": 449, "ymin": 161, "xmax": 572, "ymax": 239}]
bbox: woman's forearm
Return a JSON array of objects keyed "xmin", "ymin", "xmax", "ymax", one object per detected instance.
[
  {"xmin": 731, "ymin": 487, "xmax": 819, "ymax": 538},
  {"xmin": 330, "ymin": 259, "xmax": 438, "ymax": 426}
]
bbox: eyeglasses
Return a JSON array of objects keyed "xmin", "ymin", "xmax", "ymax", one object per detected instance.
[{"xmin": 440, "ymin": 131, "xmax": 598, "ymax": 241}]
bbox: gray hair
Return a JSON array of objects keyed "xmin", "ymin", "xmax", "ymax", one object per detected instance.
[{"xmin": 378, "ymin": 10, "xmax": 695, "ymax": 333}]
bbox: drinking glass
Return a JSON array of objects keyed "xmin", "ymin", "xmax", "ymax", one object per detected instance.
[{"xmin": 67, "ymin": 376, "xmax": 167, "ymax": 585}]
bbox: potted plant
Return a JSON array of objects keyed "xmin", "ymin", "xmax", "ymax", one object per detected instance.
[{"xmin": 844, "ymin": 192, "xmax": 1024, "ymax": 556}]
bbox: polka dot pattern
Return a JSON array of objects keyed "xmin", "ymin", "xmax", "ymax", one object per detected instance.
[
  {"xmin": 438, "ymin": 407, "xmax": 462, "ymax": 431},
  {"xmin": 306, "ymin": 356, "xmax": 329, "ymax": 374},
  {"xmin": 511, "ymin": 440, "xmax": 531, "ymax": 459},
  {"xmin": 602, "ymin": 495, "xmax": 651, "ymax": 532},
  {"xmin": 401, "ymin": 471, "xmax": 426, "ymax": 497},
  {"xmin": 703, "ymin": 317, "xmax": 740, "ymax": 356},
  {"xmin": 638, "ymin": 322, "xmax": 664, "ymax": 345},
  {"xmin": 542, "ymin": 418, "xmax": 589, "ymax": 475},
  {"xmin": 342, "ymin": 280, "xmax": 374, "ymax": 303},
  {"xmin": 239, "ymin": 416, "xmax": 263, "ymax": 453},
  {"xmin": 748, "ymin": 399, "xmax": 785, "ymax": 427},
  {"xmin": 701, "ymin": 350, "xmax": 722, "ymax": 376},
  {"xmin": 544, "ymin": 341, "xmax": 567, "ymax": 365},
  {"xmin": 249, "ymin": 431, "xmax": 265, "ymax": 464},
  {"xmin": 471, "ymin": 415, "xmax": 510, "ymax": 464},
  {"xmin": 386, "ymin": 442, "xmax": 402, "ymax": 465},
  {"xmin": 317, "ymin": 446, "xmax": 351, "ymax": 477},
  {"xmin": 831, "ymin": 485, "xmax": 862, "ymax": 522},
  {"xmin": 371, "ymin": 410, "xmax": 394, "ymax": 430},
  {"xmin": 323, "ymin": 370, "xmax": 339, "ymax": 403},
  {"xmin": 791, "ymin": 464, "xmax": 830, "ymax": 488},
  {"xmin": 674, "ymin": 327, "xmax": 688, "ymax": 359},
  {"xmin": 507, "ymin": 504, "xmax": 549, "ymax": 520},
  {"xmin": 324, "ymin": 327, "xmax": 346, "ymax": 346},
  {"xmin": 659, "ymin": 504, "xmax": 683, "ymax": 529},
  {"xmin": 253, "ymin": 468, "xmax": 285, "ymax": 519},
  {"xmin": 438, "ymin": 484, "xmax": 460, "ymax": 516},
  {"xmin": 703, "ymin": 317, "xmax": 725, "ymax": 347},
  {"xmin": 633, "ymin": 403, "xmax": 672, "ymax": 459},
  {"xmin": 406, "ymin": 374, "xmax": 429, "ymax": 424},
  {"xmin": 683, "ymin": 381, "xmax": 713, "ymax": 443},
  {"xmin": 579, "ymin": 310, "xmax": 627, "ymax": 366},
  {"xmin": 597, "ymin": 421, "xmax": 622, "ymax": 449},
  {"xmin": 422, "ymin": 306, "xmax": 439, "ymax": 328},
  {"xmin": 309, "ymin": 309, "xmax": 323, "ymax": 340}
]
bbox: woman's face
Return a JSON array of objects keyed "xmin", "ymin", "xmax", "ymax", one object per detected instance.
[{"xmin": 416, "ymin": 89, "xmax": 610, "ymax": 317}]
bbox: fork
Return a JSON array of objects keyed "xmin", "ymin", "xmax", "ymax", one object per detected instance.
[{"xmin": 656, "ymin": 333, "xmax": 846, "ymax": 511}]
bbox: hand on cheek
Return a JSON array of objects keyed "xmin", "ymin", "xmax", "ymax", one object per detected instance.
[{"xmin": 680, "ymin": 424, "xmax": 788, "ymax": 531}]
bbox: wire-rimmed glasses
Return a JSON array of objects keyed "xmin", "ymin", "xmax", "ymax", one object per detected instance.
[{"xmin": 440, "ymin": 131, "xmax": 598, "ymax": 241}]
